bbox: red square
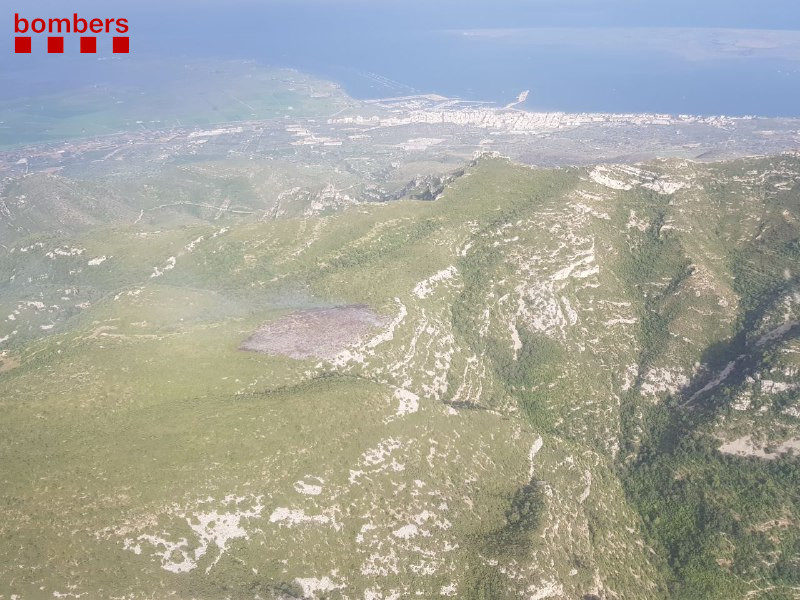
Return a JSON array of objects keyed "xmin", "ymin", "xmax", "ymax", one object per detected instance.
[
  {"xmin": 112, "ymin": 36, "xmax": 129, "ymax": 54},
  {"xmin": 14, "ymin": 36, "xmax": 31, "ymax": 53},
  {"xmin": 80, "ymin": 36, "xmax": 97, "ymax": 54},
  {"xmin": 47, "ymin": 36, "xmax": 64, "ymax": 54}
]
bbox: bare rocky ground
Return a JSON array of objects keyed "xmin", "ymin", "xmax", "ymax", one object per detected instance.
[
  {"xmin": 718, "ymin": 434, "xmax": 800, "ymax": 459},
  {"xmin": 0, "ymin": 352, "xmax": 19, "ymax": 373},
  {"xmin": 240, "ymin": 305, "xmax": 389, "ymax": 360}
]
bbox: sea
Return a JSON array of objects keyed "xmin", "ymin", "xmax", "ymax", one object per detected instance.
[{"xmin": 3, "ymin": 0, "xmax": 800, "ymax": 118}]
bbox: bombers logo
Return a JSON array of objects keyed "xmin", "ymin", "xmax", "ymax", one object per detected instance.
[{"xmin": 13, "ymin": 13, "xmax": 129, "ymax": 54}]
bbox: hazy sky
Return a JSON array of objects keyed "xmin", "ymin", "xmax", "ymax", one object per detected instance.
[
  {"xmin": 7, "ymin": 0, "xmax": 799, "ymax": 63},
  {"xmin": 7, "ymin": 0, "xmax": 800, "ymax": 35}
]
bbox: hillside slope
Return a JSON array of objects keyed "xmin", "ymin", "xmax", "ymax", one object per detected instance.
[{"xmin": 1, "ymin": 155, "xmax": 799, "ymax": 599}]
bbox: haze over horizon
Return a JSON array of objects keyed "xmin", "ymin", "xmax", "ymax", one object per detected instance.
[{"xmin": 4, "ymin": 0, "xmax": 800, "ymax": 116}]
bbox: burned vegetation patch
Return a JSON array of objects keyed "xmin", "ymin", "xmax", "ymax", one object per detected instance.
[{"xmin": 240, "ymin": 305, "xmax": 387, "ymax": 360}]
